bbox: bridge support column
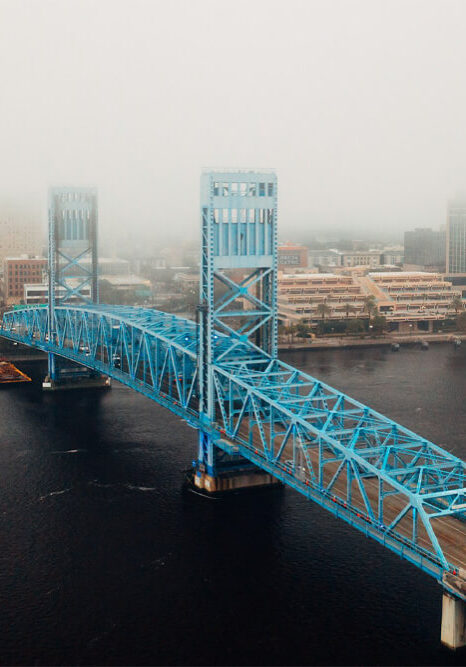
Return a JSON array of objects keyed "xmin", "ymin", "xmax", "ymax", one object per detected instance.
[
  {"xmin": 42, "ymin": 375, "xmax": 111, "ymax": 391},
  {"xmin": 441, "ymin": 593, "xmax": 466, "ymax": 649},
  {"xmin": 193, "ymin": 466, "xmax": 281, "ymax": 494},
  {"xmin": 192, "ymin": 432, "xmax": 281, "ymax": 495},
  {"xmin": 43, "ymin": 354, "xmax": 110, "ymax": 391}
]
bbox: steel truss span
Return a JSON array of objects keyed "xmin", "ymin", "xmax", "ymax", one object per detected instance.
[{"xmin": 1, "ymin": 305, "xmax": 465, "ymax": 597}]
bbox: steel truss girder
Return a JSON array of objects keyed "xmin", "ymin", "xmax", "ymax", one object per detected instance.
[{"xmin": 1, "ymin": 304, "xmax": 465, "ymax": 586}]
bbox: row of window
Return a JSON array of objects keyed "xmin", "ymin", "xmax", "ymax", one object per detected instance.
[
  {"xmin": 213, "ymin": 208, "xmax": 274, "ymax": 223},
  {"xmin": 8, "ymin": 269, "xmax": 42, "ymax": 274},
  {"xmin": 213, "ymin": 182, "xmax": 274, "ymax": 197}
]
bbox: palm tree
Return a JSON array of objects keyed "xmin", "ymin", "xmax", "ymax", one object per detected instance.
[
  {"xmin": 343, "ymin": 302, "xmax": 357, "ymax": 319},
  {"xmin": 363, "ymin": 295, "xmax": 377, "ymax": 317},
  {"xmin": 316, "ymin": 302, "xmax": 331, "ymax": 321},
  {"xmin": 284, "ymin": 324, "xmax": 297, "ymax": 343},
  {"xmin": 450, "ymin": 295, "xmax": 464, "ymax": 315},
  {"xmin": 295, "ymin": 318, "xmax": 312, "ymax": 339}
]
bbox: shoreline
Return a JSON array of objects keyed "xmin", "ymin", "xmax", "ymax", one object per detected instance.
[
  {"xmin": 278, "ymin": 332, "xmax": 465, "ymax": 351},
  {"xmin": 0, "ymin": 335, "xmax": 464, "ymax": 361}
]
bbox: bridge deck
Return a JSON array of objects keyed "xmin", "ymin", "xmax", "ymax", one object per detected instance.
[
  {"xmin": 314, "ymin": 450, "xmax": 466, "ymax": 570},
  {"xmin": 1, "ymin": 305, "xmax": 464, "ymax": 587},
  {"xmin": 237, "ymin": 422, "xmax": 466, "ymax": 574}
]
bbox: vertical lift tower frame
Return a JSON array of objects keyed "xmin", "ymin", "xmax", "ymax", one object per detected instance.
[
  {"xmin": 44, "ymin": 186, "xmax": 107, "ymax": 389},
  {"xmin": 195, "ymin": 170, "xmax": 279, "ymax": 492}
]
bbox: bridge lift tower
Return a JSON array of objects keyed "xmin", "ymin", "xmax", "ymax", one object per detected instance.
[
  {"xmin": 195, "ymin": 170, "xmax": 281, "ymax": 492},
  {"xmin": 43, "ymin": 186, "xmax": 108, "ymax": 390}
]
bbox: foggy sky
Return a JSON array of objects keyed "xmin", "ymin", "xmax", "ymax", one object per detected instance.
[{"xmin": 1, "ymin": 0, "xmax": 466, "ymax": 244}]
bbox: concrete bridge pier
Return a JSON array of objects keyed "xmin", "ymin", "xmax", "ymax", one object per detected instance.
[
  {"xmin": 42, "ymin": 352, "xmax": 110, "ymax": 391},
  {"xmin": 193, "ymin": 464, "xmax": 281, "ymax": 494},
  {"xmin": 192, "ymin": 433, "xmax": 281, "ymax": 495},
  {"xmin": 441, "ymin": 592, "xmax": 465, "ymax": 649},
  {"xmin": 42, "ymin": 374, "xmax": 111, "ymax": 391}
]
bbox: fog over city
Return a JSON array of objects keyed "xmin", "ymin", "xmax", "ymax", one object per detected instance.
[{"xmin": 1, "ymin": 0, "xmax": 466, "ymax": 244}]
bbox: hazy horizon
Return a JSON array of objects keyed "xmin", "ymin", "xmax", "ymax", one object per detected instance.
[{"xmin": 1, "ymin": 0, "xmax": 466, "ymax": 245}]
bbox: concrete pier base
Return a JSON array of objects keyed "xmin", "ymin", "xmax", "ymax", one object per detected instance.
[
  {"xmin": 441, "ymin": 593, "xmax": 466, "ymax": 649},
  {"xmin": 193, "ymin": 467, "xmax": 282, "ymax": 494},
  {"xmin": 42, "ymin": 375, "xmax": 111, "ymax": 391}
]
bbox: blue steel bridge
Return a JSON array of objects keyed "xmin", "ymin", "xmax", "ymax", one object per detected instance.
[
  {"xmin": 0, "ymin": 175, "xmax": 465, "ymax": 647},
  {"xmin": 2, "ymin": 305, "xmax": 465, "ymax": 586}
]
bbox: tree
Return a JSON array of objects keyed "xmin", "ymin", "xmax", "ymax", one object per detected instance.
[
  {"xmin": 371, "ymin": 314, "xmax": 387, "ymax": 334},
  {"xmin": 363, "ymin": 295, "xmax": 377, "ymax": 317},
  {"xmin": 343, "ymin": 302, "xmax": 357, "ymax": 319},
  {"xmin": 450, "ymin": 295, "xmax": 464, "ymax": 315},
  {"xmin": 346, "ymin": 318, "xmax": 365, "ymax": 335},
  {"xmin": 316, "ymin": 302, "xmax": 331, "ymax": 321},
  {"xmin": 295, "ymin": 319, "xmax": 312, "ymax": 339},
  {"xmin": 284, "ymin": 324, "xmax": 297, "ymax": 343},
  {"xmin": 456, "ymin": 311, "xmax": 466, "ymax": 332}
]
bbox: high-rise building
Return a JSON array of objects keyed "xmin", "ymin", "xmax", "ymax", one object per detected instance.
[
  {"xmin": 404, "ymin": 228, "xmax": 445, "ymax": 271},
  {"xmin": 446, "ymin": 200, "xmax": 466, "ymax": 276},
  {"xmin": 3, "ymin": 255, "xmax": 47, "ymax": 305},
  {"xmin": 0, "ymin": 217, "xmax": 42, "ymax": 263},
  {"xmin": 277, "ymin": 242, "xmax": 308, "ymax": 270}
]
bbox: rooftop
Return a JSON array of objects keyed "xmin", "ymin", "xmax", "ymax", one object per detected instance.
[
  {"xmin": 281, "ymin": 273, "xmax": 339, "ymax": 279},
  {"xmin": 369, "ymin": 271, "xmax": 440, "ymax": 278}
]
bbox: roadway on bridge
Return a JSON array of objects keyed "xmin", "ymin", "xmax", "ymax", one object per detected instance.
[{"xmin": 238, "ymin": 424, "xmax": 466, "ymax": 572}]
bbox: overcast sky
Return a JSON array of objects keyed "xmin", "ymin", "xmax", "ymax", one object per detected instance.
[{"xmin": 1, "ymin": 0, "xmax": 466, "ymax": 244}]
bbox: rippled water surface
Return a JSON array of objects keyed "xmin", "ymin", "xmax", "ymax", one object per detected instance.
[{"xmin": 0, "ymin": 344, "xmax": 465, "ymax": 665}]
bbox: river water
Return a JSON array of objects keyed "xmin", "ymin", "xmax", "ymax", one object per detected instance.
[{"xmin": 0, "ymin": 344, "xmax": 465, "ymax": 666}]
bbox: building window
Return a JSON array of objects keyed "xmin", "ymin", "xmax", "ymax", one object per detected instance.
[
  {"xmin": 213, "ymin": 182, "xmax": 220, "ymax": 196},
  {"xmin": 231, "ymin": 183, "xmax": 238, "ymax": 196},
  {"xmin": 222, "ymin": 183, "xmax": 229, "ymax": 196},
  {"xmin": 240, "ymin": 183, "xmax": 247, "ymax": 196},
  {"xmin": 259, "ymin": 183, "xmax": 266, "ymax": 196},
  {"xmin": 248, "ymin": 209, "xmax": 255, "ymax": 223},
  {"xmin": 248, "ymin": 183, "xmax": 256, "ymax": 196},
  {"xmin": 222, "ymin": 209, "xmax": 229, "ymax": 223},
  {"xmin": 268, "ymin": 182, "xmax": 274, "ymax": 196},
  {"xmin": 231, "ymin": 208, "xmax": 238, "ymax": 223}
]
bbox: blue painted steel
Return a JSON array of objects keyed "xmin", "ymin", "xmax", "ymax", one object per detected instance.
[
  {"xmin": 198, "ymin": 170, "xmax": 278, "ymax": 476},
  {"xmin": 48, "ymin": 187, "xmax": 98, "ymax": 382},
  {"xmin": 48, "ymin": 187, "xmax": 98, "ymax": 306},
  {"xmin": 1, "ymin": 303, "xmax": 464, "ymax": 593}
]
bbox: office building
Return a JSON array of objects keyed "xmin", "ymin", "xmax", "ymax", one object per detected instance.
[
  {"xmin": 0, "ymin": 218, "xmax": 41, "ymax": 263},
  {"xmin": 278, "ymin": 242, "xmax": 308, "ymax": 270},
  {"xmin": 278, "ymin": 270, "xmax": 460, "ymax": 333},
  {"xmin": 404, "ymin": 228, "xmax": 445, "ymax": 271},
  {"xmin": 446, "ymin": 199, "xmax": 466, "ymax": 277},
  {"xmin": 3, "ymin": 255, "xmax": 47, "ymax": 305}
]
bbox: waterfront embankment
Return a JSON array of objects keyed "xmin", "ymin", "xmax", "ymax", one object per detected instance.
[{"xmin": 279, "ymin": 332, "xmax": 466, "ymax": 351}]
